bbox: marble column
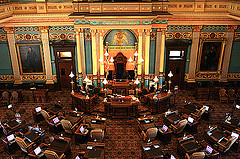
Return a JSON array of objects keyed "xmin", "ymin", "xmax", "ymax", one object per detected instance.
[
  {"xmin": 99, "ymin": 30, "xmax": 105, "ymax": 88},
  {"xmin": 39, "ymin": 26, "xmax": 54, "ymax": 84},
  {"xmin": 91, "ymin": 29, "xmax": 98, "ymax": 87},
  {"xmin": 220, "ymin": 26, "xmax": 237, "ymax": 82},
  {"xmin": 75, "ymin": 28, "xmax": 83, "ymax": 85},
  {"xmin": 144, "ymin": 29, "xmax": 151, "ymax": 88},
  {"xmin": 159, "ymin": 28, "xmax": 166, "ymax": 87},
  {"xmin": 5, "ymin": 27, "xmax": 22, "ymax": 84},
  {"xmin": 188, "ymin": 25, "xmax": 202, "ymax": 83}
]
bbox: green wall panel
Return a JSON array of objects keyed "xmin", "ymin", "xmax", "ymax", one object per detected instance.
[
  {"xmin": 50, "ymin": 46, "xmax": 56, "ymax": 75},
  {"xmin": 85, "ymin": 38, "xmax": 93, "ymax": 75},
  {"xmin": 149, "ymin": 38, "xmax": 156, "ymax": 74},
  {"xmin": 229, "ymin": 41, "xmax": 240, "ymax": 73},
  {"xmin": 0, "ymin": 43, "xmax": 13, "ymax": 75},
  {"xmin": 185, "ymin": 43, "xmax": 192, "ymax": 74}
]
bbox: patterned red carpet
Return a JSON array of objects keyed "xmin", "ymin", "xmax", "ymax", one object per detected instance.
[{"xmin": 0, "ymin": 90, "xmax": 239, "ymax": 159}]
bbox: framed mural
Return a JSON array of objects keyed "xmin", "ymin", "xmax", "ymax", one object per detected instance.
[
  {"xmin": 197, "ymin": 39, "xmax": 226, "ymax": 73},
  {"xmin": 16, "ymin": 43, "xmax": 44, "ymax": 74}
]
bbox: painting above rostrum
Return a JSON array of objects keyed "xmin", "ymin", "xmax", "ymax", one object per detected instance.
[{"xmin": 104, "ymin": 29, "xmax": 137, "ymax": 72}]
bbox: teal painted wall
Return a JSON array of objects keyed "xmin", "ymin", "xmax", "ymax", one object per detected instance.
[
  {"xmin": 185, "ymin": 42, "xmax": 192, "ymax": 74},
  {"xmin": 149, "ymin": 33, "xmax": 156, "ymax": 74},
  {"xmin": 85, "ymin": 29, "xmax": 93, "ymax": 74},
  {"xmin": 0, "ymin": 44, "xmax": 13, "ymax": 75},
  {"xmin": 50, "ymin": 46, "xmax": 56, "ymax": 75},
  {"xmin": 229, "ymin": 41, "xmax": 240, "ymax": 73}
]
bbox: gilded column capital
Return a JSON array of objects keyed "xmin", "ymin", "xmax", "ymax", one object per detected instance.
[
  {"xmin": 39, "ymin": 26, "xmax": 49, "ymax": 33},
  {"xmin": 161, "ymin": 28, "xmax": 166, "ymax": 35},
  {"xmin": 144, "ymin": 29, "xmax": 151, "ymax": 36},
  {"xmin": 227, "ymin": 25, "xmax": 238, "ymax": 32},
  {"xmin": 192, "ymin": 25, "xmax": 202, "ymax": 32},
  {"xmin": 156, "ymin": 28, "xmax": 161, "ymax": 32},
  {"xmin": 99, "ymin": 29, "xmax": 106, "ymax": 37},
  {"xmin": 138, "ymin": 29, "xmax": 143, "ymax": 36},
  {"xmin": 4, "ymin": 27, "xmax": 14, "ymax": 34}
]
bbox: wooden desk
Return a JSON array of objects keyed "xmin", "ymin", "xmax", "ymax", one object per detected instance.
[
  {"xmin": 137, "ymin": 117, "xmax": 156, "ymax": 141},
  {"xmin": 28, "ymin": 143, "xmax": 48, "ymax": 159},
  {"xmin": 200, "ymin": 141, "xmax": 219, "ymax": 158},
  {"xmin": 2, "ymin": 119, "xmax": 24, "ymax": 135},
  {"xmin": 144, "ymin": 93, "xmax": 172, "ymax": 114},
  {"xmin": 72, "ymin": 93, "xmax": 97, "ymax": 114},
  {"xmin": 182, "ymin": 114, "xmax": 199, "ymax": 134},
  {"xmin": 177, "ymin": 135, "xmax": 200, "ymax": 154},
  {"xmin": 105, "ymin": 80, "xmax": 137, "ymax": 96},
  {"xmin": 104, "ymin": 96, "xmax": 139, "ymax": 118},
  {"xmin": 74, "ymin": 124, "xmax": 89, "ymax": 144},
  {"xmin": 47, "ymin": 104, "xmax": 63, "ymax": 115},
  {"xmin": 157, "ymin": 126, "xmax": 172, "ymax": 144},
  {"xmin": 2, "ymin": 133, "xmax": 20, "ymax": 154},
  {"xmin": 24, "ymin": 130, "xmax": 42, "ymax": 144},
  {"xmin": 47, "ymin": 135, "xmax": 71, "ymax": 156},
  {"xmin": 84, "ymin": 142, "xmax": 105, "ymax": 159},
  {"xmin": 140, "ymin": 140, "xmax": 163, "ymax": 159},
  {"xmin": 164, "ymin": 112, "xmax": 181, "ymax": 125}
]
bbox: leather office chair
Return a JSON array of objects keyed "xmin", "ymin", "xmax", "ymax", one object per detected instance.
[
  {"xmin": 60, "ymin": 119, "xmax": 79, "ymax": 134},
  {"xmin": 106, "ymin": 89, "xmax": 113, "ymax": 95},
  {"xmin": 15, "ymin": 136, "xmax": 36, "ymax": 153},
  {"xmin": 191, "ymin": 106, "xmax": 206, "ymax": 120},
  {"xmin": 219, "ymin": 88, "xmax": 228, "ymax": 103},
  {"xmin": 1, "ymin": 91, "xmax": 9, "ymax": 106},
  {"xmin": 170, "ymin": 119, "xmax": 188, "ymax": 134},
  {"xmin": 10, "ymin": 91, "xmax": 18, "ymax": 104},
  {"xmin": 45, "ymin": 150, "xmax": 65, "ymax": 159},
  {"xmin": 214, "ymin": 136, "xmax": 238, "ymax": 153},
  {"xmin": 228, "ymin": 88, "xmax": 237, "ymax": 103},
  {"xmin": 129, "ymin": 89, "xmax": 135, "ymax": 95},
  {"xmin": 186, "ymin": 152, "xmax": 205, "ymax": 159},
  {"xmin": 90, "ymin": 129, "xmax": 104, "ymax": 142},
  {"xmin": 145, "ymin": 127, "xmax": 158, "ymax": 141},
  {"xmin": 40, "ymin": 110, "xmax": 56, "ymax": 122}
]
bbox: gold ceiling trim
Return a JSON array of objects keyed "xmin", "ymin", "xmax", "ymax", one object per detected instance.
[{"xmin": 0, "ymin": 75, "xmax": 14, "ymax": 81}]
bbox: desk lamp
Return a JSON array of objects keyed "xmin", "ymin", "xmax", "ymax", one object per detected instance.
[
  {"xmin": 168, "ymin": 71, "xmax": 173, "ymax": 94},
  {"xmin": 153, "ymin": 76, "xmax": 159, "ymax": 93},
  {"xmin": 103, "ymin": 78, "xmax": 108, "ymax": 97},
  {"xmin": 69, "ymin": 71, "xmax": 75, "ymax": 94},
  {"xmin": 134, "ymin": 78, "xmax": 140, "ymax": 97}
]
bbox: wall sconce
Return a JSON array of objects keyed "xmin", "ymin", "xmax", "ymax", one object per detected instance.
[{"xmin": 69, "ymin": 71, "xmax": 75, "ymax": 94}]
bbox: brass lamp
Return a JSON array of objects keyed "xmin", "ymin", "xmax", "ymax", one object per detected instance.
[
  {"xmin": 69, "ymin": 71, "xmax": 75, "ymax": 94},
  {"xmin": 168, "ymin": 71, "xmax": 173, "ymax": 94}
]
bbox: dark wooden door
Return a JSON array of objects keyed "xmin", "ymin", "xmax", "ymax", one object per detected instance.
[
  {"xmin": 51, "ymin": 41, "xmax": 76, "ymax": 90},
  {"xmin": 166, "ymin": 40, "xmax": 190, "ymax": 89},
  {"xmin": 59, "ymin": 62, "xmax": 72, "ymax": 88}
]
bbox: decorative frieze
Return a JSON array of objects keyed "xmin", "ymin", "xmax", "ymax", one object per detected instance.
[
  {"xmin": 228, "ymin": 73, "xmax": 240, "ymax": 80},
  {"xmin": 200, "ymin": 32, "xmax": 226, "ymax": 39},
  {"xmin": 0, "ymin": 75, "xmax": 14, "ymax": 81},
  {"xmin": 49, "ymin": 33, "xmax": 76, "ymax": 41},
  {"xmin": 195, "ymin": 72, "xmax": 220, "ymax": 80},
  {"xmin": 15, "ymin": 33, "xmax": 41, "ymax": 42},
  {"xmin": 21, "ymin": 75, "xmax": 46, "ymax": 81},
  {"xmin": 166, "ymin": 32, "xmax": 192, "ymax": 39}
]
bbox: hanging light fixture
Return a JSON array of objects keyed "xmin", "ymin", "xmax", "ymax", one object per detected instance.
[
  {"xmin": 134, "ymin": 78, "xmax": 140, "ymax": 85},
  {"xmin": 84, "ymin": 76, "xmax": 90, "ymax": 82},
  {"xmin": 134, "ymin": 51, "xmax": 138, "ymax": 57}
]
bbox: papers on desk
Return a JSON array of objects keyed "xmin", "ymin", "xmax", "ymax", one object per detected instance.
[
  {"xmin": 87, "ymin": 146, "xmax": 93, "ymax": 149},
  {"xmin": 143, "ymin": 147, "xmax": 151, "ymax": 151},
  {"xmin": 102, "ymin": 118, "xmax": 106, "ymax": 121},
  {"xmin": 153, "ymin": 145, "xmax": 160, "ymax": 148}
]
